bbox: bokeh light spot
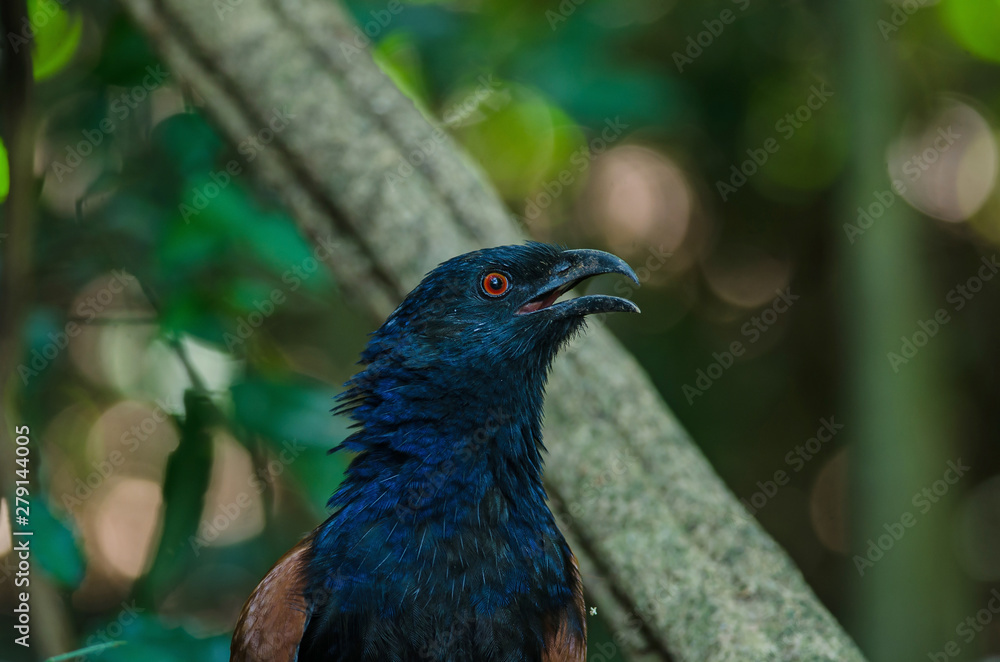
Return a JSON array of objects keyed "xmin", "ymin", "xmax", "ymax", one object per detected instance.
[
  {"xmin": 0, "ymin": 500, "xmax": 11, "ymax": 557},
  {"xmin": 195, "ymin": 433, "xmax": 265, "ymax": 548},
  {"xmin": 702, "ymin": 246, "xmax": 791, "ymax": 309},
  {"xmin": 92, "ymin": 478, "xmax": 162, "ymax": 579},
  {"xmin": 956, "ymin": 475, "xmax": 1000, "ymax": 581},
  {"xmin": 578, "ymin": 145, "xmax": 692, "ymax": 262},
  {"xmin": 809, "ymin": 449, "xmax": 850, "ymax": 554},
  {"xmin": 887, "ymin": 100, "xmax": 997, "ymax": 223}
]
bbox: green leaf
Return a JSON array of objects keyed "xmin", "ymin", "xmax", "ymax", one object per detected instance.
[
  {"xmin": 134, "ymin": 389, "xmax": 218, "ymax": 605},
  {"xmin": 80, "ymin": 615, "xmax": 229, "ymax": 662},
  {"xmin": 373, "ymin": 31, "xmax": 431, "ymax": 112},
  {"xmin": 93, "ymin": 15, "xmax": 163, "ymax": 86},
  {"xmin": 941, "ymin": 0, "xmax": 1000, "ymax": 63},
  {"xmin": 32, "ymin": 495, "xmax": 85, "ymax": 588},
  {"xmin": 0, "ymin": 139, "xmax": 8, "ymax": 202},
  {"xmin": 231, "ymin": 377, "xmax": 347, "ymax": 451},
  {"xmin": 286, "ymin": 445, "xmax": 350, "ymax": 517},
  {"xmin": 453, "ymin": 84, "xmax": 585, "ymax": 200},
  {"xmin": 29, "ymin": 0, "xmax": 83, "ymax": 80},
  {"xmin": 152, "ymin": 114, "xmax": 222, "ymax": 175},
  {"xmin": 230, "ymin": 377, "xmax": 351, "ymax": 515}
]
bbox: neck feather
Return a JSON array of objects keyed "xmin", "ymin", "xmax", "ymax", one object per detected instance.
[{"xmin": 328, "ymin": 348, "xmax": 554, "ymax": 523}]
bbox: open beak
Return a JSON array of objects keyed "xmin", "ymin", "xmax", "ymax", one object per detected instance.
[{"xmin": 518, "ymin": 249, "xmax": 641, "ymax": 317}]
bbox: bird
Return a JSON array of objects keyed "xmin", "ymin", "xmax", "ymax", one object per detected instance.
[{"xmin": 230, "ymin": 242, "xmax": 640, "ymax": 662}]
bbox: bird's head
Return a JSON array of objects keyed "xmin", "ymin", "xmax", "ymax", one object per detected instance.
[
  {"xmin": 331, "ymin": 244, "xmax": 639, "ymax": 507},
  {"xmin": 365, "ymin": 242, "xmax": 640, "ymax": 373}
]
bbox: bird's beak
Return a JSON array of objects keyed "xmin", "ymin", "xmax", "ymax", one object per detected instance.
[{"xmin": 518, "ymin": 249, "xmax": 642, "ymax": 317}]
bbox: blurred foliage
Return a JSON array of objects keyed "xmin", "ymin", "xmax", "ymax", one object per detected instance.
[
  {"xmin": 942, "ymin": 0, "xmax": 1000, "ymax": 64},
  {"xmin": 31, "ymin": 496, "xmax": 84, "ymax": 589},
  {"xmin": 2, "ymin": 0, "xmax": 1000, "ymax": 660},
  {"xmin": 0, "ymin": 139, "xmax": 9, "ymax": 202},
  {"xmin": 24, "ymin": 0, "xmax": 83, "ymax": 80}
]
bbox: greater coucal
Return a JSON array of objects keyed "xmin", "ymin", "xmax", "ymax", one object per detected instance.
[{"xmin": 231, "ymin": 243, "xmax": 640, "ymax": 661}]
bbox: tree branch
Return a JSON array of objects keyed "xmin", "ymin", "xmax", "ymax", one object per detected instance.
[{"xmin": 117, "ymin": 0, "xmax": 866, "ymax": 658}]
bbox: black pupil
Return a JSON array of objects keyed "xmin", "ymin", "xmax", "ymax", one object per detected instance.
[{"xmin": 488, "ymin": 275, "xmax": 503, "ymax": 292}]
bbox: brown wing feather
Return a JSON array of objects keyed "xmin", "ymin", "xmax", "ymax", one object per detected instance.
[
  {"xmin": 231, "ymin": 536, "xmax": 313, "ymax": 662},
  {"xmin": 543, "ymin": 552, "xmax": 587, "ymax": 662}
]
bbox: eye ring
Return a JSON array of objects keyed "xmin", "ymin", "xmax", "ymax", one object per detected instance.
[{"xmin": 481, "ymin": 272, "xmax": 510, "ymax": 297}]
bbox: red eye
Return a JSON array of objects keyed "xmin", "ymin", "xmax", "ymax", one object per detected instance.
[{"xmin": 482, "ymin": 272, "xmax": 509, "ymax": 297}]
